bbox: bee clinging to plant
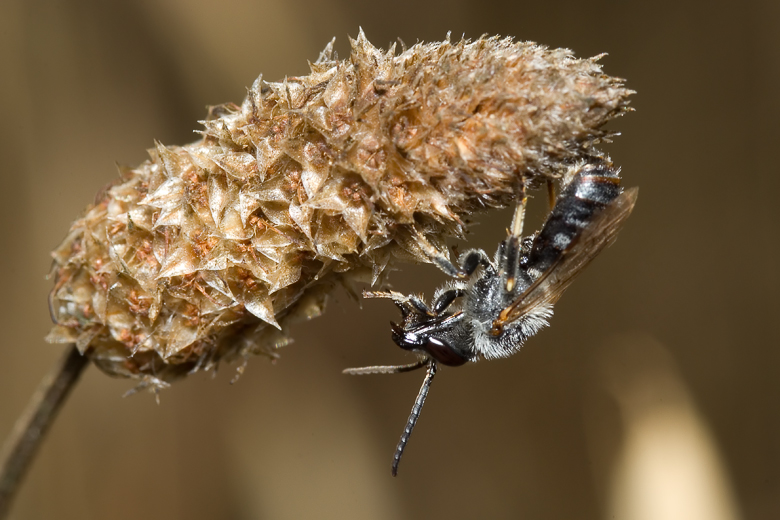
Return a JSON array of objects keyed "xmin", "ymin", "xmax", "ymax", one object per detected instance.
[
  {"xmin": 46, "ymin": 32, "xmax": 634, "ymax": 388},
  {"xmin": 344, "ymin": 162, "xmax": 638, "ymax": 476}
]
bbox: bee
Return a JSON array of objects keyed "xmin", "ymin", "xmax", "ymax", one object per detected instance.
[{"xmin": 344, "ymin": 162, "xmax": 638, "ymax": 476}]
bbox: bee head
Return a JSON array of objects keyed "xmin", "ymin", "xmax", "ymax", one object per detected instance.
[
  {"xmin": 390, "ymin": 319, "xmax": 468, "ymax": 367},
  {"xmin": 362, "ymin": 289, "xmax": 471, "ymax": 367}
]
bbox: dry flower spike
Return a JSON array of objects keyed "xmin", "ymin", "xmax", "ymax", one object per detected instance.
[{"xmin": 45, "ymin": 30, "xmax": 633, "ymax": 389}]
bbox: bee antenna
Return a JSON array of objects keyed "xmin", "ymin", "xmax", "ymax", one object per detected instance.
[
  {"xmin": 392, "ymin": 359, "xmax": 437, "ymax": 476},
  {"xmin": 342, "ymin": 359, "xmax": 427, "ymax": 375},
  {"xmin": 363, "ymin": 289, "xmax": 406, "ymax": 303}
]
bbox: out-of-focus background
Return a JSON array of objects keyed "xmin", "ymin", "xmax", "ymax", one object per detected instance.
[{"xmin": 0, "ymin": 0, "xmax": 777, "ymax": 519}]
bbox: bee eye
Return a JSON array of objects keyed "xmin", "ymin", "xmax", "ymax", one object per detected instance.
[{"xmin": 425, "ymin": 337, "xmax": 468, "ymax": 367}]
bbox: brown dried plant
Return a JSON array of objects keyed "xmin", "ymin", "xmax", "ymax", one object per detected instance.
[{"xmin": 44, "ymin": 30, "xmax": 632, "ymax": 390}]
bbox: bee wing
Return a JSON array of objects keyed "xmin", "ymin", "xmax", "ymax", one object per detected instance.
[{"xmin": 497, "ymin": 187, "xmax": 638, "ymax": 325}]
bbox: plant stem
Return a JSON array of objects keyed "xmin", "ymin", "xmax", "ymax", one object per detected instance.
[{"xmin": 0, "ymin": 345, "xmax": 88, "ymax": 519}]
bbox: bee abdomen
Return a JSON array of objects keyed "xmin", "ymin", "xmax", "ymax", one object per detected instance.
[{"xmin": 528, "ymin": 164, "xmax": 622, "ymax": 271}]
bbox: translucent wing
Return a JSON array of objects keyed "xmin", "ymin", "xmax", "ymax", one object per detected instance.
[{"xmin": 493, "ymin": 187, "xmax": 638, "ymax": 330}]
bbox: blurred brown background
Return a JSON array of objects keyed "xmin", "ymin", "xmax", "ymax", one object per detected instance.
[{"xmin": 0, "ymin": 0, "xmax": 777, "ymax": 519}]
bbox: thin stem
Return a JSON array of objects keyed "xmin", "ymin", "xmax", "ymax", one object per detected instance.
[{"xmin": 0, "ymin": 345, "xmax": 88, "ymax": 519}]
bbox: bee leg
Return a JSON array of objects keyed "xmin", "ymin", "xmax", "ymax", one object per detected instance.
[
  {"xmin": 411, "ymin": 227, "xmax": 462, "ymax": 278},
  {"xmin": 546, "ymin": 178, "xmax": 557, "ymax": 211},
  {"xmin": 431, "ymin": 288, "xmax": 466, "ymax": 314},
  {"xmin": 413, "ymin": 226, "xmax": 493, "ymax": 280},
  {"xmin": 392, "ymin": 359, "xmax": 437, "ymax": 477},
  {"xmin": 498, "ymin": 235, "xmax": 525, "ymax": 294},
  {"xmin": 510, "ymin": 183, "xmax": 528, "ymax": 238},
  {"xmin": 406, "ymin": 295, "xmax": 433, "ymax": 315},
  {"xmin": 457, "ymin": 249, "xmax": 494, "ymax": 278}
]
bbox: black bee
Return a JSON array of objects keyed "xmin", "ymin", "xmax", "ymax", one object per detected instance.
[{"xmin": 344, "ymin": 162, "xmax": 638, "ymax": 476}]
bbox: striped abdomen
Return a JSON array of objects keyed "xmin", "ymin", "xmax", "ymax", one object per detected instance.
[{"xmin": 527, "ymin": 164, "xmax": 622, "ymax": 273}]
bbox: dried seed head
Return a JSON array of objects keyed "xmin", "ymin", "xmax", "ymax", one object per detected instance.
[{"xmin": 46, "ymin": 31, "xmax": 633, "ymax": 388}]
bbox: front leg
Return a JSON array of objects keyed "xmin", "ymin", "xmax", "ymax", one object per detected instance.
[
  {"xmin": 431, "ymin": 287, "xmax": 465, "ymax": 314},
  {"xmin": 457, "ymin": 249, "xmax": 493, "ymax": 278},
  {"xmin": 412, "ymin": 227, "xmax": 493, "ymax": 279}
]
